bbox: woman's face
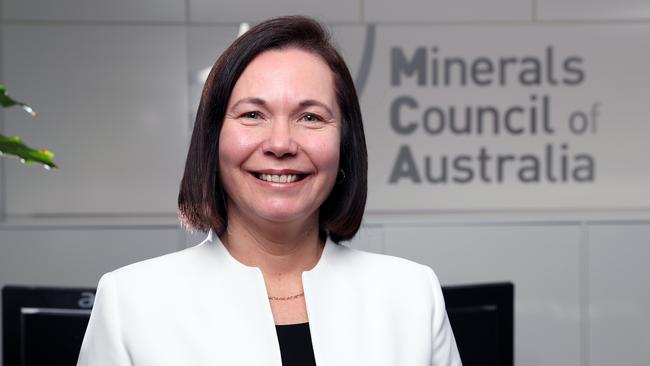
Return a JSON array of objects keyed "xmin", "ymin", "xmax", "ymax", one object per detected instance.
[{"xmin": 219, "ymin": 48, "xmax": 341, "ymax": 227}]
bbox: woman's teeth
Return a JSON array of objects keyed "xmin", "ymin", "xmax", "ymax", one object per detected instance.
[{"xmin": 257, "ymin": 173, "xmax": 300, "ymax": 183}]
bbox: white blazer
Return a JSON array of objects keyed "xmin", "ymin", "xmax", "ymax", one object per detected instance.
[{"xmin": 77, "ymin": 232, "xmax": 461, "ymax": 365}]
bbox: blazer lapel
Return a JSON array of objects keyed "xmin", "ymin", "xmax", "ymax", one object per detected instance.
[
  {"xmin": 204, "ymin": 233, "xmax": 284, "ymax": 366},
  {"xmin": 303, "ymin": 242, "xmax": 367, "ymax": 365}
]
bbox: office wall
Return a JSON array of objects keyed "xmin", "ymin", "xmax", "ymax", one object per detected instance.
[{"xmin": 2, "ymin": 1, "xmax": 650, "ymax": 364}]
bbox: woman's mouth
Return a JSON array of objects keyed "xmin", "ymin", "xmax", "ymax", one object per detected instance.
[{"xmin": 254, "ymin": 173, "xmax": 307, "ymax": 183}]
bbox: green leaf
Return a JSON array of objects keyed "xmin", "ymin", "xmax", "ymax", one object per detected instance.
[
  {"xmin": 0, "ymin": 84, "xmax": 38, "ymax": 116},
  {"xmin": 0, "ymin": 133, "xmax": 57, "ymax": 169}
]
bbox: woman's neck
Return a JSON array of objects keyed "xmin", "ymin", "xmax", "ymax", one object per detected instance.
[{"xmin": 220, "ymin": 209, "xmax": 324, "ymax": 277}]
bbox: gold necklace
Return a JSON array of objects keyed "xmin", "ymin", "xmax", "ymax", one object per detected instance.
[
  {"xmin": 265, "ymin": 241, "xmax": 323, "ymax": 301},
  {"xmin": 268, "ymin": 292, "xmax": 304, "ymax": 301}
]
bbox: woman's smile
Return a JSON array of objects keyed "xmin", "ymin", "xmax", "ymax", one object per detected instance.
[{"xmin": 253, "ymin": 172, "xmax": 307, "ymax": 184}]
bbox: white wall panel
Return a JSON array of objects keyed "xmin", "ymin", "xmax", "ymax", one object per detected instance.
[
  {"xmin": 187, "ymin": 25, "xmax": 240, "ymax": 128},
  {"xmin": 384, "ymin": 224, "xmax": 582, "ymax": 366},
  {"xmin": 180, "ymin": 227, "xmax": 211, "ymax": 248},
  {"xmin": 1, "ymin": 0, "xmax": 185, "ymax": 22},
  {"xmin": 0, "ymin": 227, "xmax": 182, "ymax": 287},
  {"xmin": 587, "ymin": 224, "xmax": 650, "ymax": 366},
  {"xmin": 189, "ymin": 0, "xmax": 359, "ymax": 23},
  {"xmin": 360, "ymin": 24, "xmax": 650, "ymax": 212},
  {"xmin": 538, "ymin": 0, "xmax": 650, "ymax": 21},
  {"xmin": 0, "ymin": 226, "xmax": 183, "ymax": 360},
  {"xmin": 2, "ymin": 25, "xmax": 188, "ymax": 215},
  {"xmin": 0, "ymin": 15, "xmax": 5, "ymax": 222},
  {"xmin": 347, "ymin": 224, "xmax": 384, "ymax": 253},
  {"xmin": 364, "ymin": 0, "xmax": 531, "ymax": 22},
  {"xmin": 329, "ymin": 25, "xmax": 367, "ymax": 83}
]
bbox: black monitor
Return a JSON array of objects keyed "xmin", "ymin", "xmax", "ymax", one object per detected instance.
[
  {"xmin": 2, "ymin": 286, "xmax": 96, "ymax": 366},
  {"xmin": 442, "ymin": 282, "xmax": 514, "ymax": 366}
]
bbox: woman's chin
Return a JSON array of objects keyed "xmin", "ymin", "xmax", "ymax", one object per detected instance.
[
  {"xmin": 261, "ymin": 213, "xmax": 315, "ymax": 226},
  {"xmin": 251, "ymin": 207, "xmax": 319, "ymax": 227}
]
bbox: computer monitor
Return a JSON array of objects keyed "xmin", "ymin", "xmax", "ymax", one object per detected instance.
[
  {"xmin": 2, "ymin": 286, "xmax": 95, "ymax": 366},
  {"xmin": 442, "ymin": 282, "xmax": 514, "ymax": 366}
]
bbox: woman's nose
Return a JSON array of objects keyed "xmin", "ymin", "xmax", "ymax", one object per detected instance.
[{"xmin": 262, "ymin": 120, "xmax": 298, "ymax": 158}]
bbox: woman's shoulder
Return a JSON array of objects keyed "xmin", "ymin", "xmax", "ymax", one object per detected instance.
[
  {"xmin": 326, "ymin": 243, "xmax": 442, "ymax": 289},
  {"xmin": 90, "ymin": 238, "xmax": 223, "ymax": 312},
  {"xmin": 313, "ymin": 243, "xmax": 445, "ymax": 313},
  {"xmin": 102, "ymin": 237, "xmax": 216, "ymax": 287}
]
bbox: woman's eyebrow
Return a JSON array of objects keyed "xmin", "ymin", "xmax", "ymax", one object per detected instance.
[
  {"xmin": 299, "ymin": 99, "xmax": 334, "ymax": 117},
  {"xmin": 229, "ymin": 97, "xmax": 266, "ymax": 110},
  {"xmin": 230, "ymin": 97, "xmax": 334, "ymax": 117}
]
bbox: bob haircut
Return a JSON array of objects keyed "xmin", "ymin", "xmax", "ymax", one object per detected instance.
[{"xmin": 178, "ymin": 15, "xmax": 367, "ymax": 243}]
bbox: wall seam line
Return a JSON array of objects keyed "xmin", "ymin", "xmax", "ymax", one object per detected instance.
[
  {"xmin": 1, "ymin": 0, "xmax": 7, "ymax": 224},
  {"xmin": 532, "ymin": 0, "xmax": 538, "ymax": 22},
  {"xmin": 359, "ymin": 0, "xmax": 364, "ymax": 23},
  {"xmin": 580, "ymin": 221, "xmax": 590, "ymax": 366},
  {"xmin": 380, "ymin": 223, "xmax": 386, "ymax": 254},
  {"xmin": 184, "ymin": 0, "xmax": 190, "ymax": 24},
  {"xmin": 181, "ymin": 0, "xmax": 191, "ymax": 252},
  {"xmin": 3, "ymin": 19, "xmax": 650, "ymax": 27}
]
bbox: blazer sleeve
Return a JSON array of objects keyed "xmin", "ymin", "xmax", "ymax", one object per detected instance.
[
  {"xmin": 424, "ymin": 266, "xmax": 463, "ymax": 366},
  {"xmin": 77, "ymin": 272, "xmax": 133, "ymax": 366}
]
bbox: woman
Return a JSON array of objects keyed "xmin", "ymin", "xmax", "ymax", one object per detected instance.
[{"xmin": 77, "ymin": 16, "xmax": 461, "ymax": 366}]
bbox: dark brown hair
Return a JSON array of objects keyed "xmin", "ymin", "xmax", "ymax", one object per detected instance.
[{"xmin": 178, "ymin": 15, "xmax": 367, "ymax": 243}]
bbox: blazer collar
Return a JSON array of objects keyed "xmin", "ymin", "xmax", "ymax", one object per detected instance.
[
  {"xmin": 202, "ymin": 229, "xmax": 338, "ymax": 278},
  {"xmin": 200, "ymin": 230, "xmax": 354, "ymax": 365}
]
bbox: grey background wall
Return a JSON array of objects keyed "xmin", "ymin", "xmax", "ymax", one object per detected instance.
[{"xmin": 1, "ymin": 1, "xmax": 650, "ymax": 365}]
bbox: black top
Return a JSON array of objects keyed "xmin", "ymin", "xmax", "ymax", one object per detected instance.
[{"xmin": 275, "ymin": 322, "xmax": 317, "ymax": 366}]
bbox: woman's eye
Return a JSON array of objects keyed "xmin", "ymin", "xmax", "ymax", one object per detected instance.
[
  {"xmin": 301, "ymin": 114, "xmax": 322, "ymax": 122},
  {"xmin": 243, "ymin": 111, "xmax": 260, "ymax": 119}
]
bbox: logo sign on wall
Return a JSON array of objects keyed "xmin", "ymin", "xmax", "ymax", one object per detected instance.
[{"xmin": 356, "ymin": 25, "xmax": 650, "ymax": 212}]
